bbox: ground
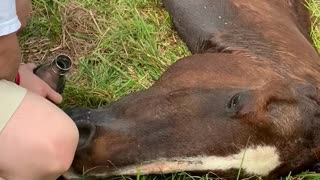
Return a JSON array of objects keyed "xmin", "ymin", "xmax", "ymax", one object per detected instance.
[
  {"xmin": 20, "ymin": 0, "xmax": 320, "ymax": 179},
  {"xmin": 20, "ymin": 0, "xmax": 190, "ymax": 109}
]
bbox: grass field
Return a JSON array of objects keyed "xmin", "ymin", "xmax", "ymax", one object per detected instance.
[
  {"xmin": 20, "ymin": 0, "xmax": 320, "ymax": 179},
  {"xmin": 20, "ymin": 0, "xmax": 190, "ymax": 109}
]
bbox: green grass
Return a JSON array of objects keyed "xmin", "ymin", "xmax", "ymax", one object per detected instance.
[
  {"xmin": 307, "ymin": 0, "xmax": 320, "ymax": 52},
  {"xmin": 20, "ymin": 0, "xmax": 189, "ymax": 108},
  {"xmin": 20, "ymin": 0, "xmax": 320, "ymax": 179}
]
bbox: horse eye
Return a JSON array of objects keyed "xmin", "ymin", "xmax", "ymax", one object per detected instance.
[{"xmin": 227, "ymin": 93, "xmax": 242, "ymax": 111}]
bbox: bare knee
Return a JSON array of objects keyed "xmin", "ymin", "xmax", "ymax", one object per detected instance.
[{"xmin": 0, "ymin": 92, "xmax": 79, "ymax": 180}]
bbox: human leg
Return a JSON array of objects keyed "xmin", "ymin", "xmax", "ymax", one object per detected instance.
[{"xmin": 0, "ymin": 81, "xmax": 79, "ymax": 180}]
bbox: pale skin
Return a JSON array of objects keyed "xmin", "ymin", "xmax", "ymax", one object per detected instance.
[{"xmin": 0, "ymin": 0, "xmax": 79, "ymax": 179}]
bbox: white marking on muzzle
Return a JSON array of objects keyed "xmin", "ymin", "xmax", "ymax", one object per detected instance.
[
  {"xmin": 63, "ymin": 145, "xmax": 281, "ymax": 179},
  {"xmin": 111, "ymin": 145, "xmax": 281, "ymax": 177}
]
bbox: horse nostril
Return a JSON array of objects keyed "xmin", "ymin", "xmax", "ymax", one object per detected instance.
[
  {"xmin": 75, "ymin": 120, "xmax": 96, "ymax": 152},
  {"xmin": 313, "ymin": 162, "xmax": 320, "ymax": 173}
]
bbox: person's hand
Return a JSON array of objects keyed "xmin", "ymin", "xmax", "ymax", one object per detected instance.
[{"xmin": 18, "ymin": 63, "xmax": 63, "ymax": 104}]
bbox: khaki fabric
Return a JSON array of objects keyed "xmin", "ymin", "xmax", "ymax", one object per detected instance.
[{"xmin": 0, "ymin": 80, "xmax": 27, "ymax": 134}]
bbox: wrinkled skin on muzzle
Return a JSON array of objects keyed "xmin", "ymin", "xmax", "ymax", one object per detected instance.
[{"xmin": 64, "ymin": 0, "xmax": 320, "ymax": 179}]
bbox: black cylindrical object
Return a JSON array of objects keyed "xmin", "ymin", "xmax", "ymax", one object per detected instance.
[{"xmin": 34, "ymin": 54, "xmax": 72, "ymax": 94}]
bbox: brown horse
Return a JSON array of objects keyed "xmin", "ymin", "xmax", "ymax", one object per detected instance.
[{"xmin": 63, "ymin": 0, "xmax": 320, "ymax": 179}]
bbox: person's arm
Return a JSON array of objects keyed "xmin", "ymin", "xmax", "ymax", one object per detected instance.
[
  {"xmin": 0, "ymin": 31, "xmax": 63, "ymax": 104},
  {"xmin": 0, "ymin": 31, "xmax": 20, "ymax": 82},
  {"xmin": 0, "ymin": 0, "xmax": 62, "ymax": 104},
  {"xmin": 0, "ymin": 0, "xmax": 32, "ymax": 81}
]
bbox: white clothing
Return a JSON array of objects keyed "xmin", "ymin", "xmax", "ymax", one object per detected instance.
[{"xmin": 0, "ymin": 0, "xmax": 21, "ymax": 36}]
